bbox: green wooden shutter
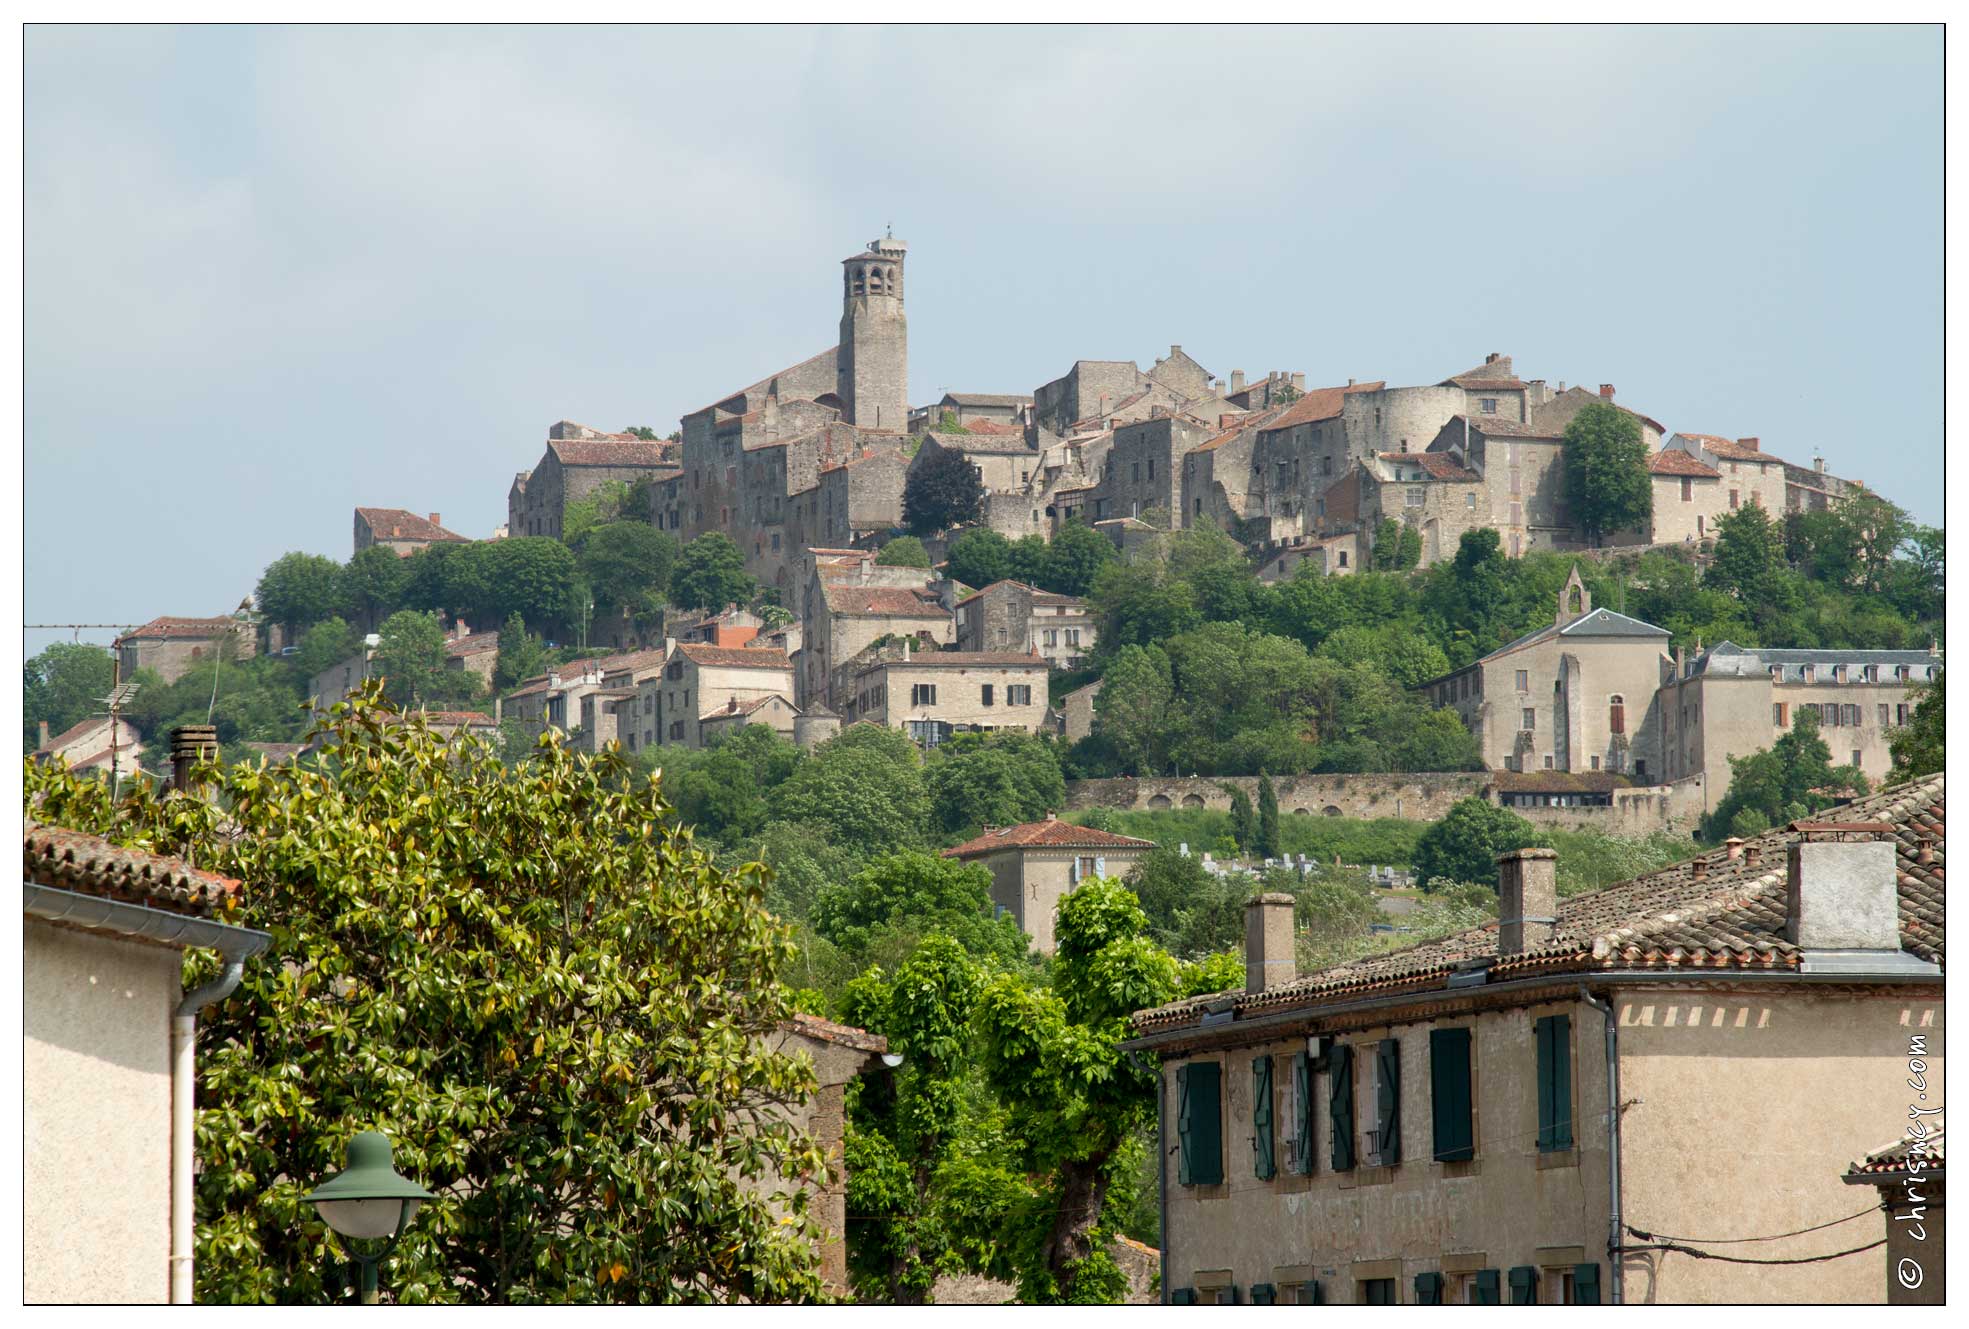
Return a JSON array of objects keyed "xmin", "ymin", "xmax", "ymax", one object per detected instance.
[
  {"xmin": 1301, "ymin": 1280, "xmax": 1325, "ymax": 1305},
  {"xmin": 1252, "ymin": 1055, "xmax": 1276, "ymax": 1180},
  {"xmin": 1171, "ymin": 1288, "xmax": 1198, "ymax": 1305},
  {"xmin": 1507, "ymin": 1266, "xmax": 1538, "ymax": 1304},
  {"xmin": 1374, "ymin": 1038, "xmax": 1401, "ymax": 1166},
  {"xmin": 1249, "ymin": 1283, "xmax": 1277, "ymax": 1305},
  {"xmin": 1430, "ymin": 1027, "xmax": 1475, "ymax": 1162},
  {"xmin": 1573, "ymin": 1263, "xmax": 1600, "ymax": 1304},
  {"xmin": 1176, "ymin": 1064, "xmax": 1194, "ymax": 1184},
  {"xmin": 1329, "ymin": 1044, "xmax": 1355, "ymax": 1171},
  {"xmin": 1473, "ymin": 1269, "xmax": 1501, "ymax": 1305},
  {"xmin": 1536, "ymin": 1015, "xmax": 1573, "ymax": 1152},
  {"xmin": 1186, "ymin": 1061, "xmax": 1224, "ymax": 1185},
  {"xmin": 1414, "ymin": 1272, "xmax": 1444, "ymax": 1304},
  {"xmin": 1292, "ymin": 1051, "xmax": 1314, "ymax": 1174}
]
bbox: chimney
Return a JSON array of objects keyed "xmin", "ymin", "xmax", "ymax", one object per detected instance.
[
  {"xmin": 1557, "ymin": 380, "xmax": 1566, "ymax": 393},
  {"xmin": 1486, "ymin": 352, "xmax": 1501, "ymax": 365},
  {"xmin": 1347, "ymin": 377, "xmax": 1356, "ymax": 387},
  {"xmin": 1229, "ymin": 369, "xmax": 1246, "ymax": 393},
  {"xmin": 1291, "ymin": 372, "xmax": 1306, "ymax": 392},
  {"xmin": 1724, "ymin": 837, "xmax": 1745, "ymax": 861},
  {"xmin": 1815, "ymin": 456, "xmax": 1827, "ymax": 474},
  {"xmin": 37, "ymin": 720, "xmax": 49, "ymax": 749},
  {"xmin": 169, "ymin": 724, "xmax": 219, "ymax": 797},
  {"xmin": 1744, "ymin": 843, "xmax": 1762, "ymax": 868},
  {"xmin": 1737, "ymin": 437, "xmax": 1761, "ymax": 453},
  {"xmin": 1785, "ymin": 832, "xmax": 1904, "ymax": 957},
  {"xmin": 429, "ymin": 512, "xmax": 441, "ymax": 527},
  {"xmin": 493, "ymin": 695, "xmax": 503, "ymax": 724},
  {"xmin": 1244, "ymin": 892, "xmax": 1297, "ymax": 994},
  {"xmin": 1496, "ymin": 847, "xmax": 1558, "ymax": 954},
  {"xmin": 1598, "ymin": 384, "xmax": 1615, "ymax": 399}
]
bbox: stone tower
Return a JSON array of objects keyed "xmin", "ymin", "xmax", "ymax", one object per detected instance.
[{"xmin": 837, "ymin": 232, "xmax": 909, "ymax": 432}]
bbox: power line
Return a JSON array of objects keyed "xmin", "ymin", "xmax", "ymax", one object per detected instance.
[
  {"xmin": 1620, "ymin": 1237, "xmax": 1885, "ymax": 1268},
  {"xmin": 1624, "ymin": 1204, "xmax": 1882, "ymax": 1246}
]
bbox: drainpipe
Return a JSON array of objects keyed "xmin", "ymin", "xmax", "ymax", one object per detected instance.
[
  {"xmin": 1578, "ymin": 985, "xmax": 1623, "ymax": 1304},
  {"xmin": 173, "ymin": 945, "xmax": 261, "ymax": 1302}
]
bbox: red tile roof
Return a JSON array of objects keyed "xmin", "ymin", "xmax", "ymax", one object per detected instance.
[
  {"xmin": 547, "ymin": 438, "xmax": 673, "ymax": 468},
  {"xmin": 1648, "ymin": 450, "xmax": 1722, "ymax": 478},
  {"xmin": 1688, "ymin": 434, "xmax": 1792, "ymax": 466},
  {"xmin": 592, "ymin": 648, "xmax": 671, "ymax": 677},
  {"xmin": 1377, "ymin": 451, "xmax": 1480, "ymax": 482},
  {"xmin": 356, "ymin": 507, "xmax": 467, "ymax": 544},
  {"xmin": 120, "ymin": 615, "xmax": 245, "ymax": 641},
  {"xmin": 34, "ymin": 715, "xmax": 116, "ymax": 755},
  {"xmin": 953, "ymin": 580, "xmax": 1086, "ymax": 609},
  {"xmin": 945, "ymin": 816, "xmax": 1157, "ymax": 860},
  {"xmin": 961, "ymin": 418, "xmax": 1025, "ymax": 435},
  {"xmin": 1441, "ymin": 356, "xmax": 1525, "ymax": 389},
  {"xmin": 1258, "ymin": 381, "xmax": 1385, "ymax": 432},
  {"xmin": 1845, "ymin": 1129, "xmax": 1944, "ymax": 1181},
  {"xmin": 445, "ymin": 632, "xmax": 500, "ymax": 657},
  {"xmin": 1461, "ymin": 415, "xmax": 1562, "ymax": 440},
  {"xmin": 822, "ymin": 584, "xmax": 949, "ymax": 617},
  {"xmin": 675, "ymin": 643, "xmax": 792, "ymax": 670},
  {"xmin": 862, "ymin": 649, "xmax": 1047, "ymax": 671},
  {"xmin": 423, "ymin": 710, "xmax": 496, "ymax": 726},
  {"xmin": 24, "ymin": 820, "xmax": 241, "ymax": 919},
  {"xmin": 779, "ymin": 1012, "xmax": 890, "ymax": 1054}
]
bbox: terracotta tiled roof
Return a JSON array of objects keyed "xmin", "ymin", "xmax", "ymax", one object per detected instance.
[
  {"xmin": 688, "ymin": 345, "xmax": 837, "ymax": 418},
  {"xmin": 1689, "ymin": 435, "xmax": 1795, "ymax": 467},
  {"xmin": 422, "ymin": 710, "xmax": 496, "ymax": 726},
  {"xmin": 24, "ymin": 820, "xmax": 240, "ymax": 919},
  {"xmin": 1258, "ymin": 381, "xmax": 1386, "ymax": 433},
  {"xmin": 120, "ymin": 615, "xmax": 244, "ymax": 641},
  {"xmin": 705, "ymin": 693, "xmax": 791, "ymax": 718},
  {"xmin": 1132, "ymin": 775, "xmax": 1944, "ymax": 1034},
  {"xmin": 822, "ymin": 584, "xmax": 948, "ymax": 617},
  {"xmin": 356, "ymin": 508, "xmax": 466, "ymax": 544},
  {"xmin": 675, "ymin": 643, "xmax": 792, "ymax": 670},
  {"xmin": 961, "ymin": 419, "xmax": 1025, "ymax": 436},
  {"xmin": 547, "ymin": 438, "xmax": 672, "ymax": 468},
  {"xmin": 1845, "ymin": 1129, "xmax": 1944, "ymax": 1181},
  {"xmin": 779, "ymin": 1012, "xmax": 889, "ymax": 1054},
  {"xmin": 34, "ymin": 715, "xmax": 117, "ymax": 755},
  {"xmin": 1378, "ymin": 451, "xmax": 1480, "ymax": 482},
  {"xmin": 445, "ymin": 632, "xmax": 500, "ymax": 657},
  {"xmin": 922, "ymin": 430, "xmax": 1036, "ymax": 456},
  {"xmin": 592, "ymin": 649, "xmax": 671, "ymax": 678},
  {"xmin": 1461, "ymin": 415, "xmax": 1562, "ymax": 440},
  {"xmin": 1441, "ymin": 356, "xmax": 1524, "ymax": 389},
  {"xmin": 1648, "ymin": 450, "xmax": 1722, "ymax": 478},
  {"xmin": 954, "ymin": 580, "xmax": 1085, "ymax": 609},
  {"xmin": 862, "ymin": 649, "xmax": 1047, "ymax": 671},
  {"xmin": 945, "ymin": 816, "xmax": 1157, "ymax": 859},
  {"xmin": 944, "ymin": 392, "xmax": 1032, "ymax": 408}
]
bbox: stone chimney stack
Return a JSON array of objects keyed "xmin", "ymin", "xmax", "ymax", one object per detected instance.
[
  {"xmin": 1486, "ymin": 352, "xmax": 1501, "ymax": 365},
  {"xmin": 1244, "ymin": 892, "xmax": 1297, "ymax": 994},
  {"xmin": 1291, "ymin": 372, "xmax": 1306, "ymax": 392},
  {"xmin": 37, "ymin": 720, "xmax": 49, "ymax": 749},
  {"xmin": 1496, "ymin": 847, "xmax": 1559, "ymax": 955},
  {"xmin": 1229, "ymin": 369, "xmax": 1246, "ymax": 393},
  {"xmin": 169, "ymin": 724, "xmax": 219, "ymax": 797},
  {"xmin": 1598, "ymin": 384, "xmax": 1616, "ymax": 399},
  {"xmin": 1786, "ymin": 832, "xmax": 1901, "ymax": 953}
]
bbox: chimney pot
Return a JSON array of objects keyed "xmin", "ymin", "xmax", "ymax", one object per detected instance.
[
  {"xmin": 1786, "ymin": 839, "xmax": 1902, "ymax": 952},
  {"xmin": 1244, "ymin": 892, "xmax": 1297, "ymax": 994},
  {"xmin": 168, "ymin": 723, "xmax": 220, "ymax": 797},
  {"xmin": 37, "ymin": 719, "xmax": 49, "ymax": 749},
  {"xmin": 1599, "ymin": 384, "xmax": 1616, "ymax": 399},
  {"xmin": 1744, "ymin": 843, "xmax": 1762, "ymax": 868},
  {"xmin": 1496, "ymin": 847, "xmax": 1559, "ymax": 955},
  {"xmin": 1724, "ymin": 837, "xmax": 1745, "ymax": 860}
]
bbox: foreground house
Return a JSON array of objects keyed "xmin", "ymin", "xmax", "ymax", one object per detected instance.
[
  {"xmin": 24, "ymin": 819, "xmax": 269, "ymax": 1303},
  {"xmin": 943, "ymin": 814, "xmax": 1156, "ymax": 954},
  {"xmin": 1843, "ymin": 1130, "xmax": 1944, "ymax": 1306},
  {"xmin": 1125, "ymin": 775, "xmax": 1943, "ymax": 1304}
]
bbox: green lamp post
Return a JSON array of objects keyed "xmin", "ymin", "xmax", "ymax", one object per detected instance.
[{"xmin": 304, "ymin": 1131, "xmax": 435, "ymax": 1304}]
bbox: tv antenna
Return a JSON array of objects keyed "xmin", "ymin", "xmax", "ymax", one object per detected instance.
[{"xmin": 98, "ymin": 677, "xmax": 141, "ymax": 801}]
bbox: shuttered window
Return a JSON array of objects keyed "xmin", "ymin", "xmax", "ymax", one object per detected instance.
[
  {"xmin": 1176, "ymin": 1061, "xmax": 1223, "ymax": 1185},
  {"xmin": 1252, "ymin": 1055, "xmax": 1276, "ymax": 1180},
  {"xmin": 1574, "ymin": 1263, "xmax": 1601, "ymax": 1304},
  {"xmin": 1249, "ymin": 1284, "xmax": 1277, "ymax": 1305},
  {"xmin": 1170, "ymin": 1288, "xmax": 1198, "ymax": 1305},
  {"xmin": 1507, "ymin": 1266, "xmax": 1538, "ymax": 1304},
  {"xmin": 1473, "ymin": 1269, "xmax": 1501, "ymax": 1305},
  {"xmin": 1430, "ymin": 1027, "xmax": 1475, "ymax": 1162},
  {"xmin": 1413, "ymin": 1272, "xmax": 1445, "ymax": 1304},
  {"xmin": 1329, "ymin": 1044, "xmax": 1356, "ymax": 1171},
  {"xmin": 1535, "ymin": 1015, "xmax": 1574, "ymax": 1152},
  {"xmin": 1290, "ymin": 1051, "xmax": 1315, "ymax": 1174},
  {"xmin": 1373, "ymin": 1038, "xmax": 1402, "ymax": 1166}
]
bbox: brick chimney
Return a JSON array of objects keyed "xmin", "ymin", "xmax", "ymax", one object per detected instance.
[
  {"xmin": 169, "ymin": 724, "xmax": 219, "ymax": 797},
  {"xmin": 1737, "ymin": 437, "xmax": 1760, "ymax": 453},
  {"xmin": 429, "ymin": 512, "xmax": 442, "ymax": 527},
  {"xmin": 1244, "ymin": 892, "xmax": 1297, "ymax": 994},
  {"xmin": 1496, "ymin": 847, "xmax": 1558, "ymax": 954},
  {"xmin": 1598, "ymin": 384, "xmax": 1615, "ymax": 399}
]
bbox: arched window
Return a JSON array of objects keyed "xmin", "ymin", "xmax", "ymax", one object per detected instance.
[
  {"xmin": 1568, "ymin": 584, "xmax": 1584, "ymax": 614},
  {"xmin": 1609, "ymin": 694, "xmax": 1626, "ymax": 735}
]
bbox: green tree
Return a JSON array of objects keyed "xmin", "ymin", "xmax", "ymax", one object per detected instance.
[
  {"xmin": 578, "ymin": 522, "xmax": 678, "ymax": 617},
  {"xmin": 903, "ymin": 448, "xmax": 985, "ymax": 535},
  {"xmin": 670, "ymin": 533, "xmax": 757, "ymax": 613},
  {"xmin": 944, "ymin": 527, "xmax": 1014, "ymax": 590},
  {"xmin": 661, "ymin": 723, "xmax": 805, "ymax": 843},
  {"xmin": 625, "ymin": 426, "xmax": 659, "ymax": 440},
  {"xmin": 1700, "ymin": 708, "xmax": 1870, "ymax": 841},
  {"xmin": 813, "ymin": 850, "xmax": 1027, "ymax": 968},
  {"xmin": 1707, "ymin": 502, "xmax": 1787, "ymax": 606},
  {"xmin": 1040, "ymin": 521, "xmax": 1117, "ymax": 598},
  {"xmin": 24, "ymin": 688, "xmax": 832, "ymax": 1304},
  {"xmin": 1560, "ymin": 401, "xmax": 1651, "ymax": 544},
  {"xmin": 1370, "ymin": 518, "xmax": 1421, "ymax": 570},
  {"xmin": 24, "ymin": 641, "xmax": 116, "ymax": 751},
  {"xmin": 1889, "ymin": 670, "xmax": 1943, "ymax": 782},
  {"xmin": 924, "ymin": 731, "xmax": 1066, "ymax": 838},
  {"xmin": 294, "ymin": 617, "xmax": 359, "ymax": 683},
  {"xmin": 877, "ymin": 536, "xmax": 932, "ymax": 569},
  {"xmin": 371, "ymin": 610, "xmax": 451, "ymax": 708},
  {"xmin": 1412, "ymin": 796, "xmax": 1549, "ymax": 891},
  {"xmin": 494, "ymin": 612, "xmax": 548, "ymax": 691},
  {"xmin": 769, "ymin": 725, "xmax": 930, "ymax": 855},
  {"xmin": 1091, "ymin": 645, "xmax": 1176, "ymax": 776},
  {"xmin": 340, "ymin": 546, "xmax": 410, "ymax": 629},
  {"xmin": 1225, "ymin": 785, "xmax": 1257, "ymax": 853},
  {"xmin": 441, "ymin": 539, "xmax": 586, "ymax": 636},
  {"xmin": 256, "ymin": 552, "xmax": 346, "ymax": 635},
  {"xmin": 1256, "ymin": 773, "xmax": 1281, "ymax": 859},
  {"xmin": 562, "ymin": 479, "xmax": 633, "ymax": 549}
]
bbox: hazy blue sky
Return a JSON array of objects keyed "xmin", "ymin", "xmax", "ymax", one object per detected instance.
[{"xmin": 24, "ymin": 24, "xmax": 1942, "ymax": 654}]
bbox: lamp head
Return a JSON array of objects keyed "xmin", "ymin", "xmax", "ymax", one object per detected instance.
[{"xmin": 304, "ymin": 1131, "xmax": 434, "ymax": 1240}]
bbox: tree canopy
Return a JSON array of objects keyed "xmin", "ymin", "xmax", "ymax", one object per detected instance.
[
  {"xmin": 578, "ymin": 522, "xmax": 678, "ymax": 617},
  {"xmin": 1412, "ymin": 796, "xmax": 1549, "ymax": 890},
  {"xmin": 669, "ymin": 533, "xmax": 757, "ymax": 614},
  {"xmin": 1560, "ymin": 401, "xmax": 1651, "ymax": 543},
  {"xmin": 24, "ymin": 641, "xmax": 115, "ymax": 751},
  {"xmin": 256, "ymin": 552, "xmax": 345, "ymax": 634},
  {"xmin": 1700, "ymin": 708, "xmax": 1870, "ymax": 842},
  {"xmin": 875, "ymin": 536, "xmax": 932, "ymax": 569},
  {"xmin": 903, "ymin": 449, "xmax": 985, "ymax": 536}
]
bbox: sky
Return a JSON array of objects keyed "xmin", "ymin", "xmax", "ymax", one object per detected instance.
[{"xmin": 23, "ymin": 23, "xmax": 1943, "ymax": 656}]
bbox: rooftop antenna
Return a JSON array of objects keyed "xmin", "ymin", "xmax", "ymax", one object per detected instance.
[{"xmin": 98, "ymin": 675, "xmax": 140, "ymax": 801}]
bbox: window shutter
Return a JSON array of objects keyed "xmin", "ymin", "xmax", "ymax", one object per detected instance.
[
  {"xmin": 1292, "ymin": 1050, "xmax": 1314, "ymax": 1174},
  {"xmin": 1329, "ymin": 1044, "xmax": 1355, "ymax": 1171},
  {"xmin": 1429, "ymin": 1027, "xmax": 1475, "ymax": 1162},
  {"xmin": 1252, "ymin": 1055, "xmax": 1276, "ymax": 1180},
  {"xmin": 1473, "ymin": 1269, "xmax": 1501, "ymax": 1305},
  {"xmin": 1573, "ymin": 1263, "xmax": 1601, "ymax": 1305},
  {"xmin": 1536, "ymin": 1014, "xmax": 1574, "ymax": 1152},
  {"xmin": 1413, "ymin": 1272, "xmax": 1444, "ymax": 1304},
  {"xmin": 1176, "ymin": 1064, "xmax": 1194, "ymax": 1185},
  {"xmin": 1507, "ymin": 1266, "xmax": 1538, "ymax": 1305},
  {"xmin": 1094, "ymin": 855, "xmax": 1106, "ymax": 877},
  {"xmin": 1187, "ymin": 1060, "xmax": 1223, "ymax": 1185},
  {"xmin": 1374, "ymin": 1038, "xmax": 1401, "ymax": 1165},
  {"xmin": 1170, "ymin": 1288, "xmax": 1198, "ymax": 1305},
  {"xmin": 1249, "ymin": 1283, "xmax": 1277, "ymax": 1305}
]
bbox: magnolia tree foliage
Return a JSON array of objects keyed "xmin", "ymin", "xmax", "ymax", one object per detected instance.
[{"xmin": 25, "ymin": 686, "xmax": 832, "ymax": 1304}]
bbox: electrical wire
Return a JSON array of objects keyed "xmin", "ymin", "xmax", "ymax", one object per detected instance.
[
  {"xmin": 1625, "ymin": 1203, "xmax": 1883, "ymax": 1246},
  {"xmin": 1619, "ymin": 1238, "xmax": 1886, "ymax": 1267}
]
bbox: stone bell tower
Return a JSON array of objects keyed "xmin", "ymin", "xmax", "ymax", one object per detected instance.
[{"xmin": 836, "ymin": 231, "xmax": 909, "ymax": 432}]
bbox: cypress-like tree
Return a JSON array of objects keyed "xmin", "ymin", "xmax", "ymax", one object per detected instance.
[{"xmin": 1256, "ymin": 772, "xmax": 1281, "ymax": 859}]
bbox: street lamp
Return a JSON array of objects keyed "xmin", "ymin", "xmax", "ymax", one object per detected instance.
[{"xmin": 304, "ymin": 1131, "xmax": 434, "ymax": 1304}]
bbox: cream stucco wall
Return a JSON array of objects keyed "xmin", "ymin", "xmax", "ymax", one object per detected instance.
[
  {"xmin": 854, "ymin": 661, "xmax": 1050, "ymax": 734},
  {"xmin": 1438, "ymin": 631, "xmax": 1670, "ymax": 778},
  {"xmin": 24, "ymin": 920, "xmax": 182, "ymax": 1304},
  {"xmin": 976, "ymin": 847, "xmax": 1151, "ymax": 955}
]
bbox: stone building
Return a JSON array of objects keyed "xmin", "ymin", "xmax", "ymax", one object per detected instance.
[
  {"xmin": 1624, "ymin": 449, "xmax": 1729, "ymax": 546},
  {"xmin": 942, "ymin": 814, "xmax": 1156, "ymax": 955},
  {"xmin": 1661, "ymin": 434, "xmax": 1792, "ymax": 515},
  {"xmin": 800, "ymin": 565, "xmax": 952, "ymax": 712},
  {"xmin": 1357, "ymin": 450, "xmax": 1487, "ymax": 567},
  {"xmin": 1084, "ymin": 414, "xmax": 1215, "ymax": 526},
  {"xmin": 1418, "ymin": 570, "xmax": 1672, "ymax": 779},
  {"xmin": 1657, "ymin": 641, "xmax": 1940, "ymax": 790},
  {"xmin": 507, "ymin": 423, "xmax": 676, "ymax": 541},
  {"xmin": 914, "ymin": 391, "xmax": 1032, "ymax": 432},
  {"xmin": 353, "ymin": 507, "xmax": 467, "ymax": 557},
  {"xmin": 697, "ymin": 692, "xmax": 804, "ymax": 747},
  {"xmin": 25, "ymin": 821, "xmax": 269, "ymax": 1303},
  {"xmin": 835, "ymin": 643, "xmax": 1050, "ymax": 744},
  {"xmin": 1222, "ymin": 369, "xmax": 1307, "ymax": 412},
  {"xmin": 1125, "ymin": 776, "xmax": 1943, "ymax": 1305},
  {"xmin": 953, "ymin": 579, "xmax": 1095, "ymax": 670},
  {"xmin": 116, "ymin": 616, "xmax": 256, "ymax": 685},
  {"xmin": 1058, "ymin": 677, "xmax": 1103, "ymax": 741},
  {"xmin": 766, "ymin": 1014, "xmax": 891, "ymax": 1296},
  {"xmin": 444, "ymin": 628, "xmax": 500, "ymax": 690},
  {"xmin": 1234, "ymin": 382, "xmax": 1383, "ymax": 540},
  {"xmin": 637, "ymin": 643, "xmax": 795, "ymax": 752},
  {"xmin": 31, "ymin": 715, "xmax": 145, "ymax": 781}
]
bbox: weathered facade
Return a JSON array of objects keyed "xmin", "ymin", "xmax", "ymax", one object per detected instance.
[
  {"xmin": 943, "ymin": 815, "xmax": 1156, "ymax": 955},
  {"xmin": 353, "ymin": 507, "xmax": 466, "ymax": 556},
  {"xmin": 117, "ymin": 615, "xmax": 256, "ymax": 686},
  {"xmin": 837, "ymin": 644, "xmax": 1050, "ymax": 742},
  {"xmin": 638, "ymin": 643, "xmax": 794, "ymax": 751},
  {"xmin": 507, "ymin": 423, "xmax": 676, "ymax": 541},
  {"xmin": 953, "ymin": 579, "xmax": 1095, "ymax": 670}
]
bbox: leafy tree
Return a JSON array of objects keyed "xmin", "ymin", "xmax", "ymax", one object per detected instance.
[
  {"xmin": 1889, "ymin": 670, "xmax": 1943, "ymax": 782},
  {"xmin": 769, "ymin": 724, "xmax": 929, "ymax": 855},
  {"xmin": 934, "ymin": 410, "xmax": 972, "ymax": 434},
  {"xmin": 1315, "ymin": 624, "xmax": 1450, "ymax": 690},
  {"xmin": 924, "ymin": 731, "xmax": 1066, "ymax": 838},
  {"xmin": 494, "ymin": 612, "xmax": 548, "ymax": 691},
  {"xmin": 738, "ymin": 821, "xmax": 861, "ymax": 924},
  {"xmin": 441, "ymin": 538, "xmax": 586, "ymax": 636},
  {"xmin": 24, "ymin": 641, "xmax": 116, "ymax": 751},
  {"xmin": 660, "ymin": 723, "xmax": 805, "ymax": 843},
  {"xmin": 256, "ymin": 552, "xmax": 345, "ymax": 635},
  {"xmin": 578, "ymin": 522, "xmax": 678, "ymax": 617},
  {"xmin": 1707, "ymin": 502, "xmax": 1788, "ymax": 607},
  {"xmin": 813, "ymin": 850, "xmax": 1027, "ymax": 969},
  {"xmin": 25, "ymin": 688, "xmax": 832, "ymax": 1304},
  {"xmin": 1087, "ymin": 560, "xmax": 1201, "ymax": 654},
  {"xmin": 294, "ymin": 617, "xmax": 359, "ymax": 683},
  {"xmin": 398, "ymin": 542, "xmax": 464, "ymax": 616},
  {"xmin": 1040, "ymin": 522, "xmax": 1117, "ymax": 598},
  {"xmin": 876, "ymin": 536, "xmax": 932, "ymax": 569},
  {"xmin": 1560, "ymin": 401, "xmax": 1651, "ymax": 544},
  {"xmin": 625, "ymin": 426, "xmax": 659, "ymax": 441},
  {"xmin": 1370, "ymin": 518, "xmax": 1421, "ymax": 570},
  {"xmin": 1700, "ymin": 708, "xmax": 1869, "ymax": 841},
  {"xmin": 1090, "ymin": 644, "xmax": 1176, "ymax": 776},
  {"xmin": 1412, "ymin": 796, "xmax": 1549, "ymax": 891},
  {"xmin": 1256, "ymin": 773, "xmax": 1281, "ymax": 859},
  {"xmin": 371, "ymin": 609, "xmax": 451, "ymax": 708},
  {"xmin": 903, "ymin": 448, "xmax": 985, "ymax": 535},
  {"xmin": 1225, "ymin": 785, "xmax": 1256, "ymax": 853},
  {"xmin": 670, "ymin": 533, "xmax": 757, "ymax": 613},
  {"xmin": 562, "ymin": 480, "xmax": 633, "ymax": 550},
  {"xmin": 944, "ymin": 527, "xmax": 1014, "ymax": 590},
  {"xmin": 340, "ymin": 546, "xmax": 410, "ymax": 629}
]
